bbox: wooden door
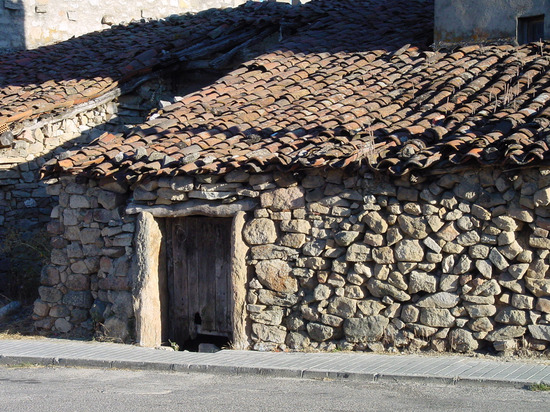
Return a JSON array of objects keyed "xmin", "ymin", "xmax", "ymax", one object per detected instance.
[{"xmin": 166, "ymin": 216, "xmax": 233, "ymax": 345}]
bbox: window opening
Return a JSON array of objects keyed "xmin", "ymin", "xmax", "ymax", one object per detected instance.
[{"xmin": 518, "ymin": 15, "xmax": 545, "ymax": 44}]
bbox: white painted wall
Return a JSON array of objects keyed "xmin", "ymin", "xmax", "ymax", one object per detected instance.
[{"xmin": 435, "ymin": 0, "xmax": 550, "ymax": 46}]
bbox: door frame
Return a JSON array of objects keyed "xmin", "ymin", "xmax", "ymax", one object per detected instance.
[
  {"xmin": 132, "ymin": 209, "xmax": 250, "ymax": 349},
  {"xmin": 166, "ymin": 216, "xmax": 234, "ymax": 345}
]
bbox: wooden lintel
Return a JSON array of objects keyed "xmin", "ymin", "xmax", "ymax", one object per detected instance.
[{"xmin": 125, "ymin": 198, "xmax": 258, "ymax": 217}]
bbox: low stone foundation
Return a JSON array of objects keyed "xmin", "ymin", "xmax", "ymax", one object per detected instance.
[{"xmin": 34, "ymin": 166, "xmax": 550, "ymax": 354}]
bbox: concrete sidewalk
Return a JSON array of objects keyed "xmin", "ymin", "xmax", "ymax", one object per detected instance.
[{"xmin": 0, "ymin": 338, "xmax": 549, "ymax": 388}]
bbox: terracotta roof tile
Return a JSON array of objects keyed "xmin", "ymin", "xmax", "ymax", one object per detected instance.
[{"xmin": 34, "ymin": 0, "xmax": 550, "ymax": 182}]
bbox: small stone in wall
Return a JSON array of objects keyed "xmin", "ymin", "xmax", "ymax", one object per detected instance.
[
  {"xmin": 536, "ymin": 297, "xmax": 550, "ymax": 313},
  {"xmin": 66, "ymin": 274, "xmax": 90, "ymax": 290},
  {"xmin": 310, "ymin": 284, "xmax": 331, "ymax": 302},
  {"xmin": 469, "ymin": 244, "xmax": 489, "ymax": 259},
  {"xmin": 492, "ymin": 216, "xmax": 517, "ymax": 232},
  {"xmin": 534, "ymin": 188, "xmax": 550, "ymax": 207},
  {"xmin": 343, "ymin": 316, "xmax": 389, "ymax": 343},
  {"xmin": 454, "ymin": 181, "xmax": 480, "ymax": 202},
  {"xmin": 395, "ymin": 240, "xmax": 424, "ymax": 262},
  {"xmin": 80, "ymin": 228, "xmax": 102, "ymax": 245},
  {"xmin": 321, "ymin": 313, "xmax": 344, "ymax": 328},
  {"xmin": 69, "ymin": 195, "xmax": 90, "ymax": 209},
  {"xmin": 500, "ymin": 241, "xmax": 523, "ymax": 260},
  {"xmin": 475, "ymin": 259, "xmax": 492, "ymax": 278},
  {"xmin": 251, "ymin": 245, "xmax": 298, "ymax": 260},
  {"xmin": 468, "ymin": 317, "xmax": 494, "ymax": 332},
  {"xmin": 33, "ymin": 300, "xmax": 50, "ymax": 317},
  {"xmin": 489, "ymin": 248, "xmax": 508, "ymax": 271},
  {"xmin": 303, "ymin": 239, "xmax": 327, "ymax": 256},
  {"xmin": 364, "ymin": 232, "xmax": 384, "ymax": 247},
  {"xmin": 334, "ymin": 231, "xmax": 361, "ymax": 247},
  {"xmin": 495, "ymin": 307, "xmax": 528, "ymax": 325},
  {"xmin": 346, "ymin": 243, "xmax": 370, "ymax": 262},
  {"xmin": 372, "ymin": 247, "xmax": 394, "ymax": 264},
  {"xmin": 388, "ymin": 271, "xmax": 407, "ymax": 290},
  {"xmin": 260, "ymin": 186, "xmax": 305, "ymax": 210},
  {"xmin": 280, "ymin": 233, "xmax": 307, "ymax": 248},
  {"xmin": 255, "ymin": 259, "xmax": 297, "ymax": 293},
  {"xmin": 419, "ymin": 308, "xmax": 455, "ymax": 327},
  {"xmin": 400, "ymin": 304, "xmax": 419, "ymax": 323},
  {"xmin": 366, "ymin": 279, "xmax": 410, "ymax": 302},
  {"xmin": 250, "ymin": 308, "xmax": 284, "ymax": 326},
  {"xmin": 307, "ymin": 322, "xmax": 334, "ymax": 342},
  {"xmin": 464, "ymin": 303, "xmax": 497, "ymax": 318},
  {"xmin": 49, "ymin": 305, "xmax": 70, "ymax": 318},
  {"xmin": 397, "ymin": 215, "xmax": 429, "ymax": 239},
  {"xmin": 472, "ymin": 279, "xmax": 501, "ymax": 297},
  {"xmin": 528, "ymin": 325, "xmax": 550, "ymax": 342},
  {"xmin": 344, "ymin": 285, "xmax": 364, "ymax": 299},
  {"xmin": 363, "ymin": 211, "xmax": 388, "ymax": 234},
  {"xmin": 39, "ymin": 286, "xmax": 63, "ymax": 303},
  {"xmin": 485, "ymin": 326, "xmax": 526, "ymax": 342},
  {"xmin": 327, "ymin": 296, "xmax": 356, "ymax": 318},
  {"xmin": 416, "ymin": 292, "xmax": 459, "ymax": 309},
  {"xmin": 449, "ymin": 329, "xmax": 478, "ymax": 353},
  {"xmin": 286, "ymin": 331, "xmax": 310, "ymax": 349},
  {"xmin": 62, "ymin": 291, "xmax": 93, "ymax": 308},
  {"xmin": 97, "ymin": 190, "xmax": 125, "ymax": 210},
  {"xmin": 103, "ymin": 316, "xmax": 129, "ymax": 342},
  {"xmin": 133, "ymin": 187, "xmax": 157, "ymax": 201},
  {"xmin": 243, "ymin": 218, "xmax": 277, "ymax": 245},
  {"xmin": 305, "ymin": 257, "xmax": 330, "ymax": 270},
  {"xmin": 409, "ymin": 271, "xmax": 437, "ymax": 293},
  {"xmin": 224, "ymin": 170, "xmax": 250, "ymax": 183},
  {"xmin": 456, "ymin": 231, "xmax": 480, "ymax": 247},
  {"xmin": 280, "ymin": 219, "xmax": 311, "ymax": 234},
  {"xmin": 54, "ymin": 318, "xmax": 72, "ymax": 333},
  {"xmin": 357, "ymin": 299, "xmax": 385, "ymax": 316}
]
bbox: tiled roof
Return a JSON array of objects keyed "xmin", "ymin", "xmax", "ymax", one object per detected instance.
[
  {"xmin": 0, "ymin": 1, "xmax": 303, "ymax": 130},
  {"xmin": 38, "ymin": 0, "xmax": 550, "ymax": 182}
]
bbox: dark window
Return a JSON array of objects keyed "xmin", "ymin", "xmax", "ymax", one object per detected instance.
[{"xmin": 518, "ymin": 15, "xmax": 545, "ymax": 44}]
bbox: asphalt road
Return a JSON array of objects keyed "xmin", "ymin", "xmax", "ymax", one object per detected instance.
[{"xmin": 0, "ymin": 366, "xmax": 548, "ymax": 412}]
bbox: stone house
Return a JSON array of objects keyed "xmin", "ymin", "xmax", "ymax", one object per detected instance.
[{"xmin": 4, "ymin": 0, "xmax": 550, "ymax": 354}]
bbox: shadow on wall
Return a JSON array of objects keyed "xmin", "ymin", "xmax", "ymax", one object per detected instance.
[{"xmin": 1, "ymin": 0, "xmax": 25, "ymax": 51}]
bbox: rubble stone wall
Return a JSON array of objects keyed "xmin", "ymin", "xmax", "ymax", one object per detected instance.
[
  {"xmin": 35, "ymin": 166, "xmax": 550, "ymax": 353},
  {"xmin": 34, "ymin": 175, "xmax": 134, "ymax": 337}
]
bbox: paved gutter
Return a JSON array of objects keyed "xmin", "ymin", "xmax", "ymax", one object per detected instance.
[{"xmin": 0, "ymin": 339, "xmax": 549, "ymax": 389}]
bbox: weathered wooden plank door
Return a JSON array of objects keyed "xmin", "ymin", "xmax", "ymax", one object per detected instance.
[{"xmin": 166, "ymin": 216, "xmax": 233, "ymax": 346}]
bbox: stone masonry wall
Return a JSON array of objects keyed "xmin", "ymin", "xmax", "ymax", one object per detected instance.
[
  {"xmin": 34, "ymin": 175, "xmax": 134, "ymax": 337},
  {"xmin": 35, "ymin": 166, "xmax": 550, "ymax": 353}
]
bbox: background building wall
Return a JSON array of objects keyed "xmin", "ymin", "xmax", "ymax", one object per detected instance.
[
  {"xmin": 1, "ymin": 0, "xmax": 261, "ymax": 50},
  {"xmin": 435, "ymin": 0, "xmax": 550, "ymax": 46}
]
